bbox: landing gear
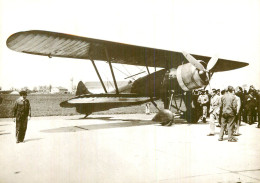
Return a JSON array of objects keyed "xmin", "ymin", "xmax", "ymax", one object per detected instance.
[{"xmin": 83, "ymin": 112, "xmax": 92, "ymax": 119}]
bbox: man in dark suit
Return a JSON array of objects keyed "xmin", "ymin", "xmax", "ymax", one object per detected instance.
[
  {"xmin": 13, "ymin": 91, "xmax": 31, "ymax": 143},
  {"xmin": 235, "ymin": 87, "xmax": 244, "ymax": 125},
  {"xmin": 257, "ymin": 90, "xmax": 260, "ymax": 128},
  {"xmin": 244, "ymin": 90, "xmax": 256, "ymax": 125}
]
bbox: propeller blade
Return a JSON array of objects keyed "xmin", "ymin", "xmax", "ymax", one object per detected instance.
[
  {"xmin": 182, "ymin": 51, "xmax": 205, "ymax": 71},
  {"xmin": 206, "ymin": 72, "xmax": 210, "ymax": 81},
  {"xmin": 206, "ymin": 72, "xmax": 212, "ymax": 91},
  {"xmin": 207, "ymin": 55, "xmax": 218, "ymax": 71}
]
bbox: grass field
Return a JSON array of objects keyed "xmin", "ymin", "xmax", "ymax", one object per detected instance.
[{"xmin": 0, "ymin": 94, "xmax": 168, "ymax": 118}]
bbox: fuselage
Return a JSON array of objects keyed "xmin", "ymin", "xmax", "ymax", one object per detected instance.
[{"xmin": 61, "ymin": 63, "xmax": 209, "ymax": 115}]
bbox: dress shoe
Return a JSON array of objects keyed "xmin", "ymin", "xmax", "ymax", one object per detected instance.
[
  {"xmin": 233, "ymin": 133, "xmax": 241, "ymax": 136},
  {"xmin": 203, "ymin": 117, "xmax": 206, "ymax": 123},
  {"xmin": 228, "ymin": 138, "xmax": 237, "ymax": 142},
  {"xmin": 207, "ymin": 134, "xmax": 214, "ymax": 136}
]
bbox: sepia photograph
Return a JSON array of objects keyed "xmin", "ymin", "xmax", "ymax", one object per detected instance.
[{"xmin": 0, "ymin": 0, "xmax": 260, "ymax": 182}]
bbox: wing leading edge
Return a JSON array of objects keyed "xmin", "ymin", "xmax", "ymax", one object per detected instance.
[{"xmin": 6, "ymin": 30, "xmax": 248, "ymax": 72}]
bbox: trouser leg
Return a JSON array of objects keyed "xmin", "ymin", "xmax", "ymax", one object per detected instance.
[
  {"xmin": 237, "ymin": 110, "xmax": 241, "ymax": 125},
  {"xmin": 209, "ymin": 113, "xmax": 215, "ymax": 134},
  {"xmin": 219, "ymin": 117, "xmax": 227, "ymax": 139},
  {"xmin": 242, "ymin": 108, "xmax": 246, "ymax": 122},
  {"xmin": 227, "ymin": 116, "xmax": 236, "ymax": 140},
  {"xmin": 203, "ymin": 106, "xmax": 207, "ymax": 118},
  {"xmin": 18, "ymin": 119, "xmax": 28, "ymax": 142},
  {"xmin": 257, "ymin": 107, "xmax": 260, "ymax": 128},
  {"xmin": 218, "ymin": 113, "xmax": 222, "ymax": 125},
  {"xmin": 248, "ymin": 109, "xmax": 253, "ymax": 124},
  {"xmin": 244, "ymin": 109, "xmax": 248, "ymax": 123},
  {"xmin": 252, "ymin": 109, "xmax": 256, "ymax": 122},
  {"xmin": 15, "ymin": 120, "xmax": 21, "ymax": 142},
  {"xmin": 198, "ymin": 106, "xmax": 202, "ymax": 120},
  {"xmin": 234, "ymin": 115, "xmax": 239, "ymax": 134}
]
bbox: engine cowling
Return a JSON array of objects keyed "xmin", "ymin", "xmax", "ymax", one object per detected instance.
[{"xmin": 176, "ymin": 63, "xmax": 209, "ymax": 91}]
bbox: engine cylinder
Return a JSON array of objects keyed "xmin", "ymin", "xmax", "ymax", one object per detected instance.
[{"xmin": 176, "ymin": 63, "xmax": 208, "ymax": 91}]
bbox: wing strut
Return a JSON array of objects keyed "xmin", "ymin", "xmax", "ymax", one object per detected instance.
[
  {"xmin": 90, "ymin": 58, "xmax": 108, "ymax": 93},
  {"xmin": 145, "ymin": 58, "xmax": 159, "ymax": 111},
  {"xmin": 105, "ymin": 48, "xmax": 119, "ymax": 94}
]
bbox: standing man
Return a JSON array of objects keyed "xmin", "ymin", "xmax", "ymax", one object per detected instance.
[
  {"xmin": 219, "ymin": 86, "xmax": 238, "ymax": 142},
  {"xmin": 235, "ymin": 87, "xmax": 244, "ymax": 124},
  {"xmin": 192, "ymin": 90, "xmax": 200, "ymax": 123},
  {"xmin": 257, "ymin": 90, "xmax": 260, "ymax": 128},
  {"xmin": 197, "ymin": 89, "xmax": 209, "ymax": 123},
  {"xmin": 207, "ymin": 89, "xmax": 220, "ymax": 136},
  {"xmin": 13, "ymin": 91, "xmax": 31, "ymax": 143},
  {"xmin": 244, "ymin": 90, "xmax": 256, "ymax": 125},
  {"xmin": 233, "ymin": 91, "xmax": 241, "ymax": 136}
]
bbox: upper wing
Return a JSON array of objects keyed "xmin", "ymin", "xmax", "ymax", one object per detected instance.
[{"xmin": 6, "ymin": 30, "xmax": 248, "ymax": 71}]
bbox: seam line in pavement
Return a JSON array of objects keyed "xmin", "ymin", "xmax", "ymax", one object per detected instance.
[
  {"xmin": 74, "ymin": 126, "xmax": 89, "ymax": 130},
  {"xmin": 217, "ymin": 167, "xmax": 260, "ymax": 181}
]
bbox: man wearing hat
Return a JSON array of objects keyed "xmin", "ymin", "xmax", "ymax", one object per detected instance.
[{"xmin": 13, "ymin": 91, "xmax": 31, "ymax": 143}]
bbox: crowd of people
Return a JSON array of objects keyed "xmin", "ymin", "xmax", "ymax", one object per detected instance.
[{"xmin": 192, "ymin": 85, "xmax": 260, "ymax": 142}]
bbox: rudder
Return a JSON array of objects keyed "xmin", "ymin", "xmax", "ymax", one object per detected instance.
[{"xmin": 76, "ymin": 81, "xmax": 92, "ymax": 95}]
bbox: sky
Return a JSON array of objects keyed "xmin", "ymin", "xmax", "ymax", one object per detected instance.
[{"xmin": 0, "ymin": 0, "xmax": 260, "ymax": 91}]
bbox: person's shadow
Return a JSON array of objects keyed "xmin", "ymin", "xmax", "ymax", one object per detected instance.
[{"xmin": 23, "ymin": 138, "xmax": 42, "ymax": 143}]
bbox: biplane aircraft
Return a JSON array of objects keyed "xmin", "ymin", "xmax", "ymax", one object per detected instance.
[{"xmin": 6, "ymin": 30, "xmax": 249, "ymax": 125}]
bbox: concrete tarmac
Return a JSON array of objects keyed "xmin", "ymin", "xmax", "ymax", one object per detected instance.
[{"xmin": 0, "ymin": 114, "xmax": 260, "ymax": 183}]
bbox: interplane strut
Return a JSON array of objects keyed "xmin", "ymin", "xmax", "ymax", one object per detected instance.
[
  {"xmin": 105, "ymin": 47, "xmax": 119, "ymax": 94},
  {"xmin": 90, "ymin": 58, "xmax": 108, "ymax": 93}
]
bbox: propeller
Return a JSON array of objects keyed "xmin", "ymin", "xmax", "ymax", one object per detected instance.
[
  {"xmin": 182, "ymin": 51, "xmax": 218, "ymax": 90},
  {"xmin": 182, "ymin": 51, "xmax": 205, "ymax": 71}
]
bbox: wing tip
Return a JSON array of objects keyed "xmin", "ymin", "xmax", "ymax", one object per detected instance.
[
  {"xmin": 6, "ymin": 30, "xmax": 50, "ymax": 50},
  {"xmin": 213, "ymin": 59, "xmax": 249, "ymax": 72}
]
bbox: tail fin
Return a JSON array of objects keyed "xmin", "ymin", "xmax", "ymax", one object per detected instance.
[{"xmin": 76, "ymin": 81, "xmax": 92, "ymax": 96}]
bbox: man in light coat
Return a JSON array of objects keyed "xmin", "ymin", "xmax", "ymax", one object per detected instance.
[
  {"xmin": 207, "ymin": 89, "xmax": 220, "ymax": 136},
  {"xmin": 197, "ymin": 90, "xmax": 209, "ymax": 123},
  {"xmin": 219, "ymin": 86, "xmax": 238, "ymax": 142}
]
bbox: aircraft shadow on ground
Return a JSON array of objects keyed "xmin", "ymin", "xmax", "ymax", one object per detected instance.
[
  {"xmin": 69, "ymin": 116, "xmax": 116, "ymax": 121},
  {"xmin": 42, "ymin": 119, "xmax": 160, "ymax": 133},
  {"xmin": 0, "ymin": 132, "xmax": 11, "ymax": 136},
  {"xmin": 42, "ymin": 117, "xmax": 207, "ymax": 133},
  {"xmin": 69, "ymin": 116, "xmax": 208, "ymax": 125},
  {"xmin": 24, "ymin": 138, "xmax": 43, "ymax": 143}
]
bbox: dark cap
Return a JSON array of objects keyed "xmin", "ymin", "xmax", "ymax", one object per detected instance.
[
  {"xmin": 212, "ymin": 89, "xmax": 217, "ymax": 93},
  {"xmin": 19, "ymin": 91, "xmax": 27, "ymax": 96}
]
